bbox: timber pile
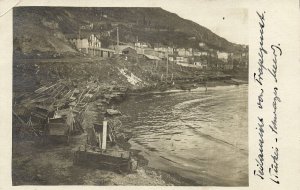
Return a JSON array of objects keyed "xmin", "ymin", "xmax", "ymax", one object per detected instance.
[{"xmin": 13, "ymin": 77, "xmax": 128, "ymax": 142}]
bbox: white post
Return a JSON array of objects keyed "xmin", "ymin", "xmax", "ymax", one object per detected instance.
[
  {"xmin": 102, "ymin": 120, "xmax": 107, "ymax": 150},
  {"xmin": 98, "ymin": 133, "xmax": 101, "ymax": 149},
  {"xmin": 117, "ymin": 27, "xmax": 119, "ymax": 46}
]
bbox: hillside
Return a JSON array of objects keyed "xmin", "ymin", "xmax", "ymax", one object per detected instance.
[{"xmin": 13, "ymin": 7, "xmax": 245, "ymax": 55}]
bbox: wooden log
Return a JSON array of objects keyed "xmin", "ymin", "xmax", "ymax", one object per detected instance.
[
  {"xmin": 53, "ymin": 85, "xmax": 66, "ymax": 99},
  {"xmin": 48, "ymin": 83, "xmax": 63, "ymax": 96},
  {"xmin": 78, "ymin": 87, "xmax": 93, "ymax": 104},
  {"xmin": 12, "ymin": 110, "xmax": 26, "ymax": 125},
  {"xmin": 34, "ymin": 83, "xmax": 57, "ymax": 94},
  {"xmin": 77, "ymin": 90, "xmax": 85, "ymax": 103},
  {"xmin": 62, "ymin": 89, "xmax": 72, "ymax": 98},
  {"xmin": 108, "ymin": 134, "xmax": 113, "ymax": 142}
]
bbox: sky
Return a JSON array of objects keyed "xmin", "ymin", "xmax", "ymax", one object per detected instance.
[{"xmin": 161, "ymin": 2, "xmax": 249, "ymax": 45}]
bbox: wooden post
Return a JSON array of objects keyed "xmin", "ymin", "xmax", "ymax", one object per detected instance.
[
  {"xmin": 98, "ymin": 133, "xmax": 102, "ymax": 149},
  {"xmin": 102, "ymin": 120, "xmax": 107, "ymax": 150}
]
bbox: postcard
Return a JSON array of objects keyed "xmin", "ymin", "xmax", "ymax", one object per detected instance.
[{"xmin": 0, "ymin": 0, "xmax": 299, "ymax": 189}]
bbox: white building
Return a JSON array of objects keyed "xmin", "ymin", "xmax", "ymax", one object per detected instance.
[
  {"xmin": 134, "ymin": 42, "xmax": 149, "ymax": 48},
  {"xmin": 217, "ymin": 51, "xmax": 229, "ymax": 61},
  {"xmin": 199, "ymin": 42, "xmax": 206, "ymax": 47},
  {"xmin": 89, "ymin": 34, "xmax": 101, "ymax": 48},
  {"xmin": 194, "ymin": 61, "xmax": 208, "ymax": 69},
  {"xmin": 70, "ymin": 38, "xmax": 89, "ymax": 53}
]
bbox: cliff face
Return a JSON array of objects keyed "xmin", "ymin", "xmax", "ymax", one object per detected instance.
[{"xmin": 13, "ymin": 7, "xmax": 245, "ymax": 55}]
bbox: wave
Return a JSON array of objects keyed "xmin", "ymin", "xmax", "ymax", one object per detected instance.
[
  {"xmin": 174, "ymin": 95, "xmax": 222, "ymax": 110},
  {"xmin": 184, "ymin": 124, "xmax": 247, "ymax": 155}
]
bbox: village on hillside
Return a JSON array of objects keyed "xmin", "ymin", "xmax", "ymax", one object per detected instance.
[{"xmin": 67, "ymin": 26, "xmax": 248, "ymax": 71}]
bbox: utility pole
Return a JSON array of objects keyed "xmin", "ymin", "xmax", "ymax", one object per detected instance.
[
  {"xmin": 78, "ymin": 27, "xmax": 82, "ymax": 53},
  {"xmin": 78, "ymin": 28, "xmax": 80, "ymax": 39},
  {"xmin": 117, "ymin": 27, "xmax": 119, "ymax": 46},
  {"xmin": 93, "ymin": 35, "xmax": 95, "ymax": 56},
  {"xmin": 166, "ymin": 53, "xmax": 169, "ymax": 82}
]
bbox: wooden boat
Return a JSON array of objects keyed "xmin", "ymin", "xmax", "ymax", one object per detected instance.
[
  {"xmin": 73, "ymin": 120, "xmax": 138, "ymax": 173},
  {"xmin": 73, "ymin": 146, "xmax": 137, "ymax": 173}
]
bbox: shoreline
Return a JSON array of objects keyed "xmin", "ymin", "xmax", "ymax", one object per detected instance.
[
  {"xmin": 110, "ymin": 82, "xmax": 248, "ymax": 186},
  {"xmin": 12, "ymin": 58, "xmax": 248, "ymax": 186},
  {"xmin": 127, "ymin": 80, "xmax": 248, "ymax": 96},
  {"xmin": 12, "ymin": 137, "xmax": 199, "ymax": 186},
  {"xmin": 12, "ymin": 79, "xmax": 248, "ymax": 186}
]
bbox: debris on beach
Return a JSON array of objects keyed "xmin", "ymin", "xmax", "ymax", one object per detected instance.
[{"xmin": 106, "ymin": 109, "xmax": 122, "ymax": 116}]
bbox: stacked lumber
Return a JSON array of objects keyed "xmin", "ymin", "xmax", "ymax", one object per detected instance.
[{"xmin": 13, "ymin": 77, "xmax": 128, "ymax": 144}]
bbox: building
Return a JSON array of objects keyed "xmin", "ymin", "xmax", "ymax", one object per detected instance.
[
  {"xmin": 168, "ymin": 56, "xmax": 174, "ymax": 62},
  {"xmin": 217, "ymin": 51, "xmax": 229, "ymax": 61},
  {"xmin": 199, "ymin": 42, "xmax": 206, "ymax": 47},
  {"xmin": 209, "ymin": 50, "xmax": 217, "ymax": 58},
  {"xmin": 142, "ymin": 54, "xmax": 161, "ymax": 61},
  {"xmin": 223, "ymin": 62, "xmax": 234, "ymax": 70},
  {"xmin": 98, "ymin": 48, "xmax": 115, "ymax": 58},
  {"xmin": 88, "ymin": 34, "xmax": 101, "ymax": 48},
  {"xmin": 176, "ymin": 48, "xmax": 184, "ymax": 57},
  {"xmin": 194, "ymin": 51, "xmax": 208, "ymax": 56},
  {"xmin": 69, "ymin": 33, "xmax": 101, "ymax": 52},
  {"xmin": 193, "ymin": 57, "xmax": 208, "ymax": 69},
  {"xmin": 143, "ymin": 48, "xmax": 158, "ymax": 57},
  {"xmin": 194, "ymin": 61, "xmax": 208, "ymax": 69},
  {"xmin": 168, "ymin": 47, "xmax": 174, "ymax": 55},
  {"xmin": 113, "ymin": 45, "xmax": 133, "ymax": 54},
  {"xmin": 176, "ymin": 48, "xmax": 193, "ymax": 57},
  {"xmin": 70, "ymin": 38, "xmax": 89, "ymax": 53},
  {"xmin": 154, "ymin": 46, "xmax": 174, "ymax": 55},
  {"xmin": 231, "ymin": 52, "xmax": 249, "ymax": 69},
  {"xmin": 80, "ymin": 23, "xmax": 94, "ymax": 30},
  {"xmin": 153, "ymin": 46, "xmax": 173, "ymax": 59},
  {"xmin": 199, "ymin": 51, "xmax": 208, "ymax": 56},
  {"xmin": 135, "ymin": 47, "xmax": 145, "ymax": 54},
  {"xmin": 122, "ymin": 47, "xmax": 137, "ymax": 55},
  {"xmin": 175, "ymin": 56, "xmax": 189, "ymax": 64},
  {"xmin": 69, "ymin": 34, "xmax": 114, "ymax": 57},
  {"xmin": 134, "ymin": 42, "xmax": 150, "ymax": 48},
  {"xmin": 121, "ymin": 47, "xmax": 139, "ymax": 62}
]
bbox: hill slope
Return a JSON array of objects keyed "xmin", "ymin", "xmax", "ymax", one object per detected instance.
[{"xmin": 13, "ymin": 7, "xmax": 245, "ymax": 55}]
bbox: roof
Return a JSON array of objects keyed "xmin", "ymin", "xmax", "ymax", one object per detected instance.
[
  {"xmin": 98, "ymin": 47, "xmax": 115, "ymax": 52},
  {"xmin": 65, "ymin": 33, "xmax": 78, "ymax": 39},
  {"xmin": 143, "ymin": 54, "xmax": 161, "ymax": 60},
  {"xmin": 65, "ymin": 33, "xmax": 100, "ymax": 40},
  {"xmin": 122, "ymin": 47, "xmax": 137, "ymax": 52},
  {"xmin": 114, "ymin": 45, "xmax": 133, "ymax": 52}
]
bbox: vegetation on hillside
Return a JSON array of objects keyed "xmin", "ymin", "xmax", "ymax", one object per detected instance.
[{"xmin": 13, "ymin": 7, "xmax": 246, "ymax": 55}]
